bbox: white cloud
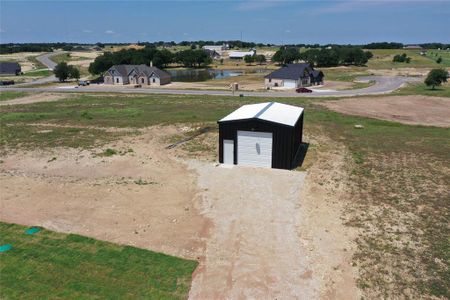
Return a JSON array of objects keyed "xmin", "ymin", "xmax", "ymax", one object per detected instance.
[
  {"xmin": 303, "ymin": 0, "xmax": 389, "ymax": 16},
  {"xmin": 105, "ymin": 30, "xmax": 115, "ymax": 34}
]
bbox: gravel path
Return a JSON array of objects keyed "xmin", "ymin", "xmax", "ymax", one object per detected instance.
[{"xmin": 188, "ymin": 161, "xmax": 318, "ymax": 299}]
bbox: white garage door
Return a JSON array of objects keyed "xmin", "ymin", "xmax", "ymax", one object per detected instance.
[
  {"xmin": 284, "ymin": 80, "xmax": 297, "ymax": 88},
  {"xmin": 237, "ymin": 131, "xmax": 273, "ymax": 168}
]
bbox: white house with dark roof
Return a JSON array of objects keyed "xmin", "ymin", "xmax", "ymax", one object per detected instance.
[
  {"xmin": 103, "ymin": 64, "xmax": 171, "ymax": 86},
  {"xmin": 264, "ymin": 63, "xmax": 324, "ymax": 88}
]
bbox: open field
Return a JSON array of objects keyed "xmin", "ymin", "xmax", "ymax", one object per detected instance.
[
  {"xmin": 322, "ymin": 95, "xmax": 450, "ymax": 127},
  {"xmin": 0, "ymin": 91, "xmax": 449, "ymax": 298},
  {"xmin": 367, "ymin": 49, "xmax": 446, "ymax": 69},
  {"xmin": 425, "ymin": 50, "xmax": 450, "ymax": 67},
  {"xmin": 394, "ymin": 81, "xmax": 450, "ymax": 97},
  {"xmin": 0, "ymin": 222, "xmax": 197, "ymax": 299}
]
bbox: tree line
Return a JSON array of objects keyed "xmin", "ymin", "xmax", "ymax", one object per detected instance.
[
  {"xmin": 272, "ymin": 47, "xmax": 373, "ymax": 67},
  {"xmin": 0, "ymin": 43, "xmax": 95, "ymax": 54},
  {"xmin": 88, "ymin": 48, "xmax": 213, "ymax": 75}
]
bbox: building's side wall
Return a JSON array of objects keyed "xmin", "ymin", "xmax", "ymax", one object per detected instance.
[
  {"xmin": 159, "ymin": 76, "xmax": 171, "ymax": 85},
  {"xmin": 104, "ymin": 75, "xmax": 114, "ymax": 84},
  {"xmin": 218, "ymin": 119, "xmax": 301, "ymax": 170},
  {"xmin": 111, "ymin": 76, "xmax": 128, "ymax": 85},
  {"xmin": 137, "ymin": 75, "xmax": 149, "ymax": 85},
  {"xmin": 264, "ymin": 78, "xmax": 284, "ymax": 88},
  {"xmin": 149, "ymin": 74, "xmax": 161, "ymax": 85},
  {"xmin": 291, "ymin": 113, "xmax": 304, "ymax": 168}
]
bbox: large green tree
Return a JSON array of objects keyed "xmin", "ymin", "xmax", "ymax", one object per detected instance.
[
  {"xmin": 54, "ymin": 62, "xmax": 70, "ymax": 82},
  {"xmin": 244, "ymin": 55, "xmax": 254, "ymax": 65},
  {"xmin": 424, "ymin": 68, "xmax": 448, "ymax": 89},
  {"xmin": 255, "ymin": 54, "xmax": 266, "ymax": 65},
  {"xmin": 272, "ymin": 47, "xmax": 300, "ymax": 65},
  {"xmin": 53, "ymin": 62, "xmax": 80, "ymax": 82}
]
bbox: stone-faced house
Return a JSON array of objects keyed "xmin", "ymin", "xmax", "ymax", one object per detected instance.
[
  {"xmin": 103, "ymin": 64, "xmax": 171, "ymax": 86},
  {"xmin": 0, "ymin": 62, "xmax": 22, "ymax": 76},
  {"xmin": 264, "ymin": 63, "xmax": 324, "ymax": 89}
]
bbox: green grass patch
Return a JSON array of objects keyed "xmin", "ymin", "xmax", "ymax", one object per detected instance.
[
  {"xmin": 394, "ymin": 82, "xmax": 450, "ymax": 97},
  {"xmin": 102, "ymin": 148, "xmax": 117, "ymax": 156},
  {"xmin": 0, "ymin": 91, "xmax": 29, "ymax": 101},
  {"xmin": 22, "ymin": 69, "xmax": 53, "ymax": 77},
  {"xmin": 367, "ymin": 49, "xmax": 442, "ymax": 69},
  {"xmin": 0, "ymin": 222, "xmax": 197, "ymax": 299},
  {"xmin": 50, "ymin": 53, "xmax": 72, "ymax": 64},
  {"xmin": 321, "ymin": 67, "xmax": 370, "ymax": 82}
]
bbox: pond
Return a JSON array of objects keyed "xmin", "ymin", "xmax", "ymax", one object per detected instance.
[{"xmin": 167, "ymin": 69, "xmax": 266, "ymax": 82}]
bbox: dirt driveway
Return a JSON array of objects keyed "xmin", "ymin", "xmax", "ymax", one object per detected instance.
[
  {"xmin": 188, "ymin": 162, "xmax": 312, "ymax": 298},
  {"xmin": 322, "ymin": 95, "xmax": 450, "ymax": 127},
  {"xmin": 188, "ymin": 136, "xmax": 358, "ymax": 299}
]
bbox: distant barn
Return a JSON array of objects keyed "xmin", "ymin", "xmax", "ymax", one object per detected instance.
[
  {"xmin": 0, "ymin": 62, "xmax": 21, "ymax": 76},
  {"xmin": 218, "ymin": 102, "xmax": 304, "ymax": 170}
]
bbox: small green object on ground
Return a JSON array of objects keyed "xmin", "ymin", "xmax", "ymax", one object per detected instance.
[
  {"xmin": 0, "ymin": 244, "xmax": 13, "ymax": 252},
  {"xmin": 25, "ymin": 227, "xmax": 41, "ymax": 235}
]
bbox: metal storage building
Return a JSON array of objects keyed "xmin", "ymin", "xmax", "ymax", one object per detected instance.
[{"xmin": 218, "ymin": 102, "xmax": 304, "ymax": 170}]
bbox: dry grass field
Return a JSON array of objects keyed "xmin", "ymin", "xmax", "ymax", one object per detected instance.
[{"xmin": 0, "ymin": 90, "xmax": 448, "ymax": 298}]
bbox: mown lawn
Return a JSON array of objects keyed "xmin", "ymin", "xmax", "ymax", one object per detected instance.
[
  {"xmin": 22, "ymin": 69, "xmax": 53, "ymax": 77},
  {"xmin": 0, "ymin": 93, "xmax": 449, "ymax": 299},
  {"xmin": 0, "ymin": 91, "xmax": 29, "ymax": 101},
  {"xmin": 0, "ymin": 222, "xmax": 198, "ymax": 299}
]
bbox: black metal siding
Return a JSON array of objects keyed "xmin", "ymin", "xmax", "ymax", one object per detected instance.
[{"xmin": 218, "ymin": 115, "xmax": 303, "ymax": 170}]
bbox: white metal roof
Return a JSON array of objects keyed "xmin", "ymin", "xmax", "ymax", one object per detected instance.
[
  {"xmin": 219, "ymin": 102, "xmax": 304, "ymax": 127},
  {"xmin": 228, "ymin": 50, "xmax": 255, "ymax": 58}
]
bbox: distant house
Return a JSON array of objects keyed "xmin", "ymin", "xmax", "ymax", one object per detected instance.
[
  {"xmin": 264, "ymin": 63, "xmax": 324, "ymax": 88},
  {"xmin": 229, "ymin": 50, "xmax": 256, "ymax": 59},
  {"xmin": 203, "ymin": 44, "xmax": 229, "ymax": 52},
  {"xmin": 0, "ymin": 62, "xmax": 21, "ymax": 76},
  {"xmin": 203, "ymin": 49, "xmax": 221, "ymax": 60},
  {"xmin": 103, "ymin": 64, "xmax": 171, "ymax": 86}
]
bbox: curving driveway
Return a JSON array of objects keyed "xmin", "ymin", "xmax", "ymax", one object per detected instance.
[{"xmin": 12, "ymin": 52, "xmax": 65, "ymax": 87}]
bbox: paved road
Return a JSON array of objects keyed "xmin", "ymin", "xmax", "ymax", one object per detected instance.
[
  {"xmin": 2, "ymin": 76, "xmax": 421, "ymax": 98},
  {"xmin": 36, "ymin": 51, "xmax": 64, "ymax": 70}
]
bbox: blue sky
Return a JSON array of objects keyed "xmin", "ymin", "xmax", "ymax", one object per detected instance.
[{"xmin": 1, "ymin": 0, "xmax": 449, "ymax": 44}]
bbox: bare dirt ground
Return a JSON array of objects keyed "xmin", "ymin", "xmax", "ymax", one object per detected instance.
[
  {"xmin": 0, "ymin": 93, "xmax": 70, "ymax": 106},
  {"xmin": 0, "ymin": 125, "xmax": 358, "ymax": 298},
  {"xmin": 322, "ymin": 95, "xmax": 450, "ymax": 127},
  {"xmin": 0, "ymin": 126, "xmax": 207, "ymax": 259}
]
